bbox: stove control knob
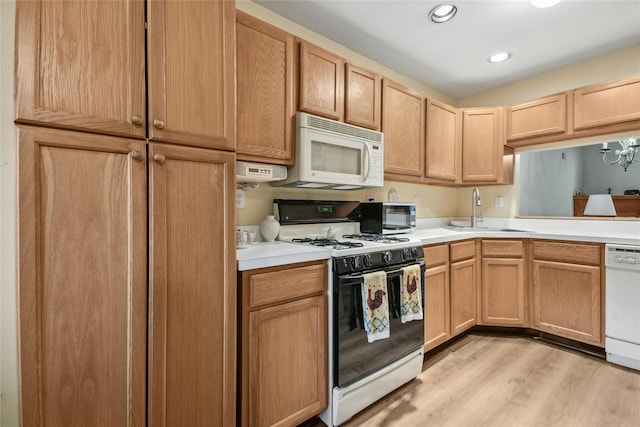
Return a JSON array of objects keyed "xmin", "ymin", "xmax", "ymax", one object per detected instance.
[
  {"xmin": 383, "ymin": 251, "xmax": 393, "ymax": 264},
  {"xmin": 350, "ymin": 256, "xmax": 361, "ymax": 269},
  {"xmin": 363, "ymin": 254, "xmax": 372, "ymax": 267},
  {"xmin": 411, "ymin": 247, "xmax": 420, "ymax": 258},
  {"xmin": 342, "ymin": 259, "xmax": 349, "ymax": 269},
  {"xmin": 401, "ymin": 248, "xmax": 411, "ymax": 261}
]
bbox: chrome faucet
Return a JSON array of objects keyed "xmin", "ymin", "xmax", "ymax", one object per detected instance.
[{"xmin": 471, "ymin": 187, "xmax": 482, "ymax": 228}]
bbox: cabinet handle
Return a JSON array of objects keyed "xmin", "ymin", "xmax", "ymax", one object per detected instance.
[
  {"xmin": 153, "ymin": 153, "xmax": 166, "ymax": 164},
  {"xmin": 130, "ymin": 150, "xmax": 144, "ymax": 161},
  {"xmin": 131, "ymin": 115, "xmax": 144, "ymax": 126},
  {"xmin": 153, "ymin": 119, "xmax": 165, "ymax": 129}
]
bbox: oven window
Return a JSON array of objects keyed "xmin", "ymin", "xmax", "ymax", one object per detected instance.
[
  {"xmin": 334, "ymin": 265, "xmax": 424, "ymax": 387},
  {"xmin": 311, "ymin": 140, "xmax": 362, "ymax": 175}
]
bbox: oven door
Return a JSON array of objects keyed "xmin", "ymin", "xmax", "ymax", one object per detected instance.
[{"xmin": 334, "ymin": 260, "xmax": 425, "ymax": 388}]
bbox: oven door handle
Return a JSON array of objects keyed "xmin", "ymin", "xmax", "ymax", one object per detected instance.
[{"xmin": 340, "ymin": 260, "xmax": 425, "ymax": 282}]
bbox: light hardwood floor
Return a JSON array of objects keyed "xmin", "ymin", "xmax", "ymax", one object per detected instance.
[{"xmin": 310, "ymin": 333, "xmax": 640, "ymax": 427}]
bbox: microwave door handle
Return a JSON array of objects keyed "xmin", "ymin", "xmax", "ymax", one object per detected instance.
[{"xmin": 363, "ymin": 143, "xmax": 371, "ymax": 181}]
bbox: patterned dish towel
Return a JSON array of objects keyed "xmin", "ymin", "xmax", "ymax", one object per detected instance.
[
  {"xmin": 361, "ymin": 271, "xmax": 390, "ymax": 343},
  {"xmin": 401, "ymin": 264, "xmax": 423, "ymax": 323}
]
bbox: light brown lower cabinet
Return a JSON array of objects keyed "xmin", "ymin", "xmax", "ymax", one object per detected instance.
[
  {"xmin": 481, "ymin": 240, "xmax": 527, "ymax": 326},
  {"xmin": 147, "ymin": 143, "xmax": 236, "ymax": 426},
  {"xmin": 423, "ymin": 244, "xmax": 451, "ymax": 352},
  {"xmin": 239, "ymin": 261, "xmax": 328, "ymax": 427},
  {"xmin": 17, "ymin": 126, "xmax": 237, "ymax": 426},
  {"xmin": 449, "ymin": 240, "xmax": 478, "ymax": 336},
  {"xmin": 532, "ymin": 241, "xmax": 603, "ymax": 346}
]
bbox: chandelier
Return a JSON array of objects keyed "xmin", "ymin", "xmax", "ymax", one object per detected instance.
[{"xmin": 600, "ymin": 138, "xmax": 639, "ymax": 171}]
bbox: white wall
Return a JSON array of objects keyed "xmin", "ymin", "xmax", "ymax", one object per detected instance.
[
  {"xmin": 519, "ymin": 147, "xmax": 582, "ymax": 216},
  {"xmin": 458, "ymin": 46, "xmax": 640, "ymax": 107},
  {"xmin": 0, "ymin": 0, "xmax": 18, "ymax": 425}
]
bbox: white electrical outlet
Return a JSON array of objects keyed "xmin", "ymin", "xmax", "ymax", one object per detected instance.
[
  {"xmin": 236, "ymin": 189, "xmax": 245, "ymax": 208},
  {"xmin": 494, "ymin": 196, "xmax": 504, "ymax": 208}
]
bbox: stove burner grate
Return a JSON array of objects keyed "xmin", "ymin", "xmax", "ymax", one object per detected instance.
[
  {"xmin": 342, "ymin": 234, "xmax": 410, "ymax": 244},
  {"xmin": 292, "ymin": 238, "xmax": 364, "ymax": 249}
]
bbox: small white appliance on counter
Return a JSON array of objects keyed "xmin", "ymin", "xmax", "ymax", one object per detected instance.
[
  {"xmin": 605, "ymin": 244, "xmax": 640, "ymax": 371},
  {"xmin": 236, "ymin": 160, "xmax": 287, "ymax": 183}
]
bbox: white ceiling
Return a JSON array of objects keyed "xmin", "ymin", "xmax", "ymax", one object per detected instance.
[{"xmin": 254, "ymin": 0, "xmax": 640, "ymax": 99}]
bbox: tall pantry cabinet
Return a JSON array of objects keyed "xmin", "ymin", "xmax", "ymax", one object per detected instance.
[{"xmin": 14, "ymin": 1, "xmax": 237, "ymax": 426}]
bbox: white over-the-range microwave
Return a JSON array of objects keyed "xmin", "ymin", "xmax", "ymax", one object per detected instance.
[{"xmin": 272, "ymin": 112, "xmax": 384, "ymax": 190}]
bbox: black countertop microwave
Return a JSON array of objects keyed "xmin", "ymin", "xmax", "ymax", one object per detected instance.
[{"xmin": 358, "ymin": 202, "xmax": 416, "ymax": 235}]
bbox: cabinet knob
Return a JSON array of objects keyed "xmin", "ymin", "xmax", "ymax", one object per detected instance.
[
  {"xmin": 130, "ymin": 150, "xmax": 144, "ymax": 161},
  {"xmin": 131, "ymin": 115, "xmax": 144, "ymax": 126},
  {"xmin": 153, "ymin": 119, "xmax": 165, "ymax": 129},
  {"xmin": 153, "ymin": 153, "xmax": 166, "ymax": 164}
]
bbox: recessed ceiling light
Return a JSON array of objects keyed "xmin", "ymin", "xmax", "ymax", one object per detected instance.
[
  {"xmin": 429, "ymin": 3, "xmax": 457, "ymax": 23},
  {"xmin": 530, "ymin": 0, "xmax": 562, "ymax": 8},
  {"xmin": 488, "ymin": 52, "xmax": 512, "ymax": 63}
]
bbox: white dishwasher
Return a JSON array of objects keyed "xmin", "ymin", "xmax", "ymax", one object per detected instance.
[{"xmin": 605, "ymin": 244, "xmax": 640, "ymax": 371}]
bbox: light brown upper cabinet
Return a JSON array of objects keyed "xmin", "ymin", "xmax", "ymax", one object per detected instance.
[
  {"xmin": 382, "ymin": 78, "xmax": 425, "ymax": 177},
  {"xmin": 236, "ymin": 11, "xmax": 296, "ymax": 164},
  {"xmin": 425, "ymin": 99, "xmax": 460, "ymax": 182},
  {"xmin": 345, "ymin": 63, "xmax": 382, "ymax": 130},
  {"xmin": 299, "ymin": 41, "xmax": 345, "ymax": 121},
  {"xmin": 506, "ymin": 93, "xmax": 568, "ymax": 143},
  {"xmin": 574, "ymin": 73, "xmax": 640, "ymax": 131},
  {"xmin": 15, "ymin": 0, "xmax": 235, "ymax": 150},
  {"xmin": 14, "ymin": 0, "xmax": 146, "ymax": 138},
  {"xmin": 461, "ymin": 107, "xmax": 504, "ymax": 183},
  {"xmin": 147, "ymin": 1, "xmax": 235, "ymax": 150}
]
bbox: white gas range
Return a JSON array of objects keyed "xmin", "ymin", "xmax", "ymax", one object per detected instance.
[{"xmin": 275, "ymin": 200, "xmax": 426, "ymax": 426}]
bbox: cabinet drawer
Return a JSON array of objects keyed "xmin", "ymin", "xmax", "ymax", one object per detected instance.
[
  {"xmin": 450, "ymin": 240, "xmax": 476, "ymax": 262},
  {"xmin": 424, "ymin": 244, "xmax": 449, "ymax": 266},
  {"xmin": 482, "ymin": 240, "xmax": 524, "ymax": 257},
  {"xmin": 248, "ymin": 262, "xmax": 327, "ymax": 308},
  {"xmin": 532, "ymin": 241, "xmax": 601, "ymax": 266}
]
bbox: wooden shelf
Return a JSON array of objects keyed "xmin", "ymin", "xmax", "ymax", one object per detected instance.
[{"xmin": 573, "ymin": 195, "xmax": 640, "ymax": 217}]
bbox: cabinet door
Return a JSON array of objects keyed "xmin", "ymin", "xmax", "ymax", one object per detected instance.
[
  {"xmin": 299, "ymin": 41, "xmax": 345, "ymax": 121},
  {"xmin": 18, "ymin": 126, "xmax": 147, "ymax": 427},
  {"xmin": 506, "ymin": 93, "xmax": 567, "ymax": 141},
  {"xmin": 532, "ymin": 260, "xmax": 602, "ymax": 346},
  {"xmin": 382, "ymin": 79, "xmax": 425, "ymax": 177},
  {"xmin": 424, "ymin": 264, "xmax": 451, "ymax": 352},
  {"xmin": 249, "ymin": 296, "xmax": 328, "ymax": 427},
  {"xmin": 574, "ymin": 74, "xmax": 640, "ymax": 130},
  {"xmin": 450, "ymin": 258, "xmax": 477, "ymax": 336},
  {"xmin": 345, "ymin": 63, "xmax": 381, "ymax": 130},
  {"xmin": 147, "ymin": 1, "xmax": 235, "ymax": 150},
  {"xmin": 481, "ymin": 258, "xmax": 526, "ymax": 326},
  {"xmin": 236, "ymin": 11, "xmax": 295, "ymax": 164},
  {"xmin": 15, "ymin": 0, "xmax": 146, "ymax": 138},
  {"xmin": 425, "ymin": 99, "xmax": 459, "ymax": 182},
  {"xmin": 148, "ymin": 143, "xmax": 236, "ymax": 426},
  {"xmin": 461, "ymin": 108, "xmax": 503, "ymax": 183}
]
